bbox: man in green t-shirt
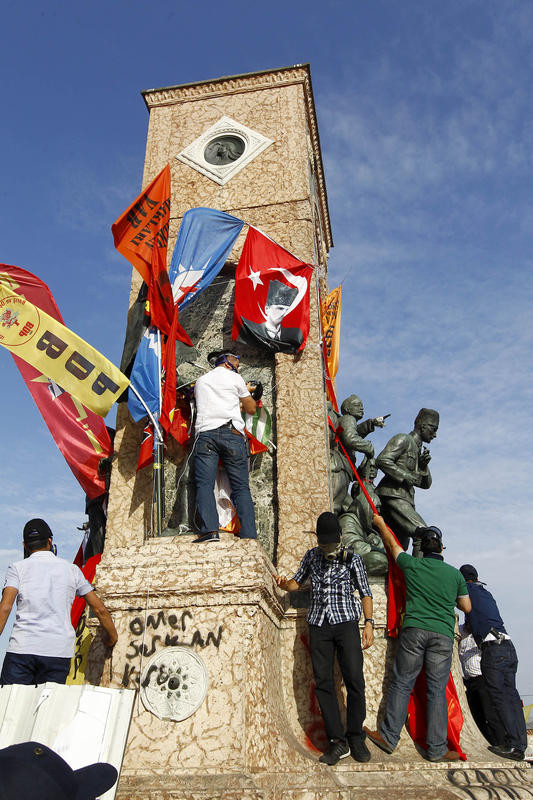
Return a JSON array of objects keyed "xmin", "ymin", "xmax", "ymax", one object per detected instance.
[{"xmin": 364, "ymin": 514, "xmax": 471, "ymax": 762}]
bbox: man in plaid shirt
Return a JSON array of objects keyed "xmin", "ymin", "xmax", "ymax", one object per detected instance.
[{"xmin": 276, "ymin": 512, "xmax": 374, "ymax": 765}]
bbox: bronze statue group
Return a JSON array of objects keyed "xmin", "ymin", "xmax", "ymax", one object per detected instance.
[{"xmin": 275, "ymin": 399, "xmax": 527, "ymax": 766}]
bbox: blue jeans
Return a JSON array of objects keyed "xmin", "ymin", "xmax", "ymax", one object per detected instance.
[
  {"xmin": 380, "ymin": 626, "xmax": 453, "ymax": 759},
  {"xmin": 1, "ymin": 652, "xmax": 71, "ymax": 685},
  {"xmin": 193, "ymin": 425, "xmax": 257, "ymax": 539},
  {"xmin": 481, "ymin": 639, "xmax": 527, "ymax": 751}
]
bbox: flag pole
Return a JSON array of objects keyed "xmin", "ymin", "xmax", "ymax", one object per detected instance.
[
  {"xmin": 154, "ymin": 330, "xmax": 164, "ymax": 537},
  {"xmin": 128, "ymin": 380, "xmax": 164, "ymax": 538}
]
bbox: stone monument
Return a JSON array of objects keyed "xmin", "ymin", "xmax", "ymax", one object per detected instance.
[{"xmin": 86, "ymin": 67, "xmax": 532, "ymax": 800}]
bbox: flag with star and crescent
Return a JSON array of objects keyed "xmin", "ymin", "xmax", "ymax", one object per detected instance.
[
  {"xmin": 168, "ymin": 207, "xmax": 245, "ymax": 310},
  {"xmin": 232, "ymin": 226, "xmax": 313, "ymax": 354}
]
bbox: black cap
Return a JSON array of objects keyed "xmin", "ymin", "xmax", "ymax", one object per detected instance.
[
  {"xmin": 23, "ymin": 519, "xmax": 52, "ymax": 546},
  {"xmin": 0, "ymin": 742, "xmax": 118, "ymax": 800},
  {"xmin": 316, "ymin": 512, "xmax": 341, "ymax": 544},
  {"xmin": 460, "ymin": 564, "xmax": 478, "ymax": 582},
  {"xmin": 415, "ymin": 525, "xmax": 443, "ymax": 550}
]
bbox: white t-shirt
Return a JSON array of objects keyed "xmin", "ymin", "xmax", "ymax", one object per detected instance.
[
  {"xmin": 4, "ymin": 551, "xmax": 93, "ymax": 658},
  {"xmin": 194, "ymin": 366, "xmax": 250, "ymax": 434}
]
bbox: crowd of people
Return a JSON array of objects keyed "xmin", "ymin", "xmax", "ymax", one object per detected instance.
[
  {"xmin": 276, "ymin": 513, "xmax": 527, "ymax": 765},
  {"xmin": 0, "ymin": 350, "xmax": 527, "ymax": 772}
]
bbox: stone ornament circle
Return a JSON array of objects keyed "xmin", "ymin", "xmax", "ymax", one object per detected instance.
[
  {"xmin": 176, "ymin": 115, "xmax": 273, "ymax": 185},
  {"xmin": 140, "ymin": 646, "xmax": 209, "ymax": 721}
]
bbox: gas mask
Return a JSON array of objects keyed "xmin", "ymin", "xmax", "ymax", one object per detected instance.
[{"xmin": 320, "ymin": 541, "xmax": 343, "ymax": 561}]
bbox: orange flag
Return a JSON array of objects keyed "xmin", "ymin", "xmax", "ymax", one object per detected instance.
[
  {"xmin": 321, "ymin": 286, "xmax": 342, "ymax": 379},
  {"xmin": 112, "ymin": 165, "xmax": 171, "ymax": 286}
]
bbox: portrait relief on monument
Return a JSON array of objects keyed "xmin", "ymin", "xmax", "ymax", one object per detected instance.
[{"xmin": 176, "ymin": 115, "xmax": 273, "ymax": 185}]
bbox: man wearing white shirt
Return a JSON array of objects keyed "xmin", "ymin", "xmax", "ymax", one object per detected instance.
[
  {"xmin": 193, "ymin": 352, "xmax": 257, "ymax": 543},
  {"xmin": 458, "ymin": 623, "xmax": 505, "ymax": 746},
  {"xmin": 0, "ymin": 518, "xmax": 117, "ymax": 684}
]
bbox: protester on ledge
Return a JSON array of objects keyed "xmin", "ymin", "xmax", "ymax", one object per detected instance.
[
  {"xmin": 0, "ymin": 518, "xmax": 117, "ymax": 685},
  {"xmin": 192, "ymin": 351, "xmax": 257, "ymax": 543},
  {"xmin": 460, "ymin": 563, "xmax": 527, "ymax": 762},
  {"xmin": 365, "ymin": 515, "xmax": 471, "ymax": 763},
  {"xmin": 275, "ymin": 512, "xmax": 374, "ymax": 766}
]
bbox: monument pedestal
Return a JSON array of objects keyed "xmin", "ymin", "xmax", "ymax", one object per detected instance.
[{"xmin": 87, "ymin": 541, "xmax": 532, "ymax": 799}]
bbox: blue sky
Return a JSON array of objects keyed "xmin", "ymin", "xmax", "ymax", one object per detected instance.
[{"xmin": 0, "ymin": 1, "xmax": 532, "ymax": 709}]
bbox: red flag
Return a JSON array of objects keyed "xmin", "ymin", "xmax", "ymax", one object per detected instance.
[
  {"xmin": 159, "ymin": 306, "xmax": 192, "ymax": 441},
  {"xmin": 71, "ymin": 553, "xmax": 101, "ymax": 628},
  {"xmin": 232, "ymin": 227, "xmax": 313, "ymax": 354},
  {"xmin": 407, "ymin": 669, "xmax": 467, "ymax": 760},
  {"xmin": 112, "ymin": 165, "xmax": 171, "ymax": 287},
  {"xmin": 146, "ymin": 239, "xmax": 175, "ymax": 335},
  {"xmin": 137, "ymin": 423, "xmax": 154, "ymax": 470},
  {"xmin": 0, "ymin": 265, "xmax": 112, "ymax": 498}
]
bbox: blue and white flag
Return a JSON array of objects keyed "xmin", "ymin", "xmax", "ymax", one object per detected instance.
[
  {"xmin": 169, "ymin": 207, "xmax": 244, "ymax": 310},
  {"xmin": 128, "ymin": 327, "xmax": 160, "ymax": 422}
]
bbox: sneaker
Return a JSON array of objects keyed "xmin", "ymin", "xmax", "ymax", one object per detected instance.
[
  {"xmin": 348, "ymin": 736, "xmax": 371, "ymax": 762},
  {"xmin": 363, "ymin": 726, "xmax": 394, "ymax": 755},
  {"xmin": 426, "ymin": 749, "xmax": 462, "ymax": 762},
  {"xmin": 318, "ymin": 739, "xmax": 350, "ymax": 765},
  {"xmin": 193, "ymin": 532, "xmax": 220, "ymax": 543},
  {"xmin": 488, "ymin": 745, "xmax": 525, "ymax": 761}
]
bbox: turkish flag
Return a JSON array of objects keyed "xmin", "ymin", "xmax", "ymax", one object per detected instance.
[{"xmin": 232, "ymin": 227, "xmax": 313, "ymax": 354}]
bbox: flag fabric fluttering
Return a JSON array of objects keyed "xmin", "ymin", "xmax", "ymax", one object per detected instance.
[
  {"xmin": 0, "ymin": 265, "xmax": 113, "ymax": 498},
  {"xmin": 321, "ymin": 286, "xmax": 342, "ymax": 379},
  {"xmin": 114, "ymin": 166, "xmax": 192, "ymax": 453},
  {"xmin": 244, "ymin": 402, "xmax": 271, "ymax": 455},
  {"xmin": 112, "ymin": 165, "xmax": 171, "ymax": 287},
  {"xmin": 137, "ymin": 423, "xmax": 155, "ymax": 471},
  {"xmin": 127, "ymin": 327, "xmax": 161, "ymax": 423},
  {"xmin": 232, "ymin": 227, "xmax": 313, "ymax": 354},
  {"xmin": 168, "ymin": 207, "xmax": 244, "ymax": 310},
  {"xmin": 0, "ymin": 282, "xmax": 128, "ymax": 417}
]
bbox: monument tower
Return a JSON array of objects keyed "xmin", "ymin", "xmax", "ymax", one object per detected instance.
[{"xmin": 87, "ymin": 66, "xmax": 532, "ymax": 800}]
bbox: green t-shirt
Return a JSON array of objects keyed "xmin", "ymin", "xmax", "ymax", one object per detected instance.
[{"xmin": 396, "ymin": 552, "xmax": 468, "ymax": 639}]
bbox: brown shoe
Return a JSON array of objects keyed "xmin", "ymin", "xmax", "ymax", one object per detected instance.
[
  {"xmin": 427, "ymin": 749, "xmax": 462, "ymax": 762},
  {"xmin": 363, "ymin": 726, "xmax": 394, "ymax": 755}
]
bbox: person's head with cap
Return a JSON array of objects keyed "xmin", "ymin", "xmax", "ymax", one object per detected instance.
[
  {"xmin": 415, "ymin": 525, "xmax": 444, "ymax": 555},
  {"xmin": 459, "ymin": 564, "xmax": 478, "ymax": 582},
  {"xmin": 0, "ymin": 741, "xmax": 118, "ymax": 800},
  {"xmin": 23, "ymin": 519, "xmax": 53, "ymax": 556},
  {"xmin": 316, "ymin": 512, "xmax": 342, "ymax": 559}
]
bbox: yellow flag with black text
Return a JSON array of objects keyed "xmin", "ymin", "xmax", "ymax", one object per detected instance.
[{"xmin": 0, "ymin": 285, "xmax": 129, "ymax": 416}]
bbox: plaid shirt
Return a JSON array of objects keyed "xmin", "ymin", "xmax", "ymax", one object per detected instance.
[{"xmin": 293, "ymin": 547, "xmax": 373, "ymax": 625}]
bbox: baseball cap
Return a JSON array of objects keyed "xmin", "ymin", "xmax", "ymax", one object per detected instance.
[
  {"xmin": 0, "ymin": 742, "xmax": 118, "ymax": 800},
  {"xmin": 459, "ymin": 564, "xmax": 478, "ymax": 582},
  {"xmin": 23, "ymin": 519, "xmax": 53, "ymax": 546}
]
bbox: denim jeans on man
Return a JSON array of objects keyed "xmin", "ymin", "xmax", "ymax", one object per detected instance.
[
  {"xmin": 380, "ymin": 627, "xmax": 453, "ymax": 760},
  {"xmin": 1, "ymin": 652, "xmax": 71, "ymax": 685},
  {"xmin": 193, "ymin": 424, "xmax": 257, "ymax": 538},
  {"xmin": 481, "ymin": 639, "xmax": 527, "ymax": 752}
]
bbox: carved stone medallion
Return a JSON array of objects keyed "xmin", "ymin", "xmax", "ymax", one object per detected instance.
[
  {"xmin": 176, "ymin": 115, "xmax": 273, "ymax": 185},
  {"xmin": 139, "ymin": 647, "xmax": 209, "ymax": 721}
]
